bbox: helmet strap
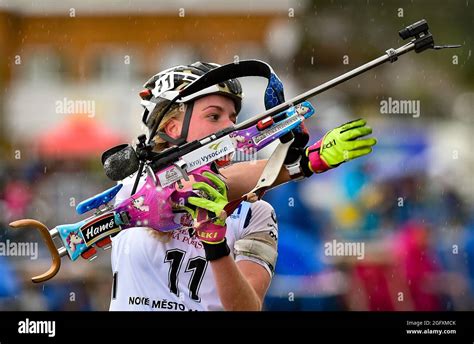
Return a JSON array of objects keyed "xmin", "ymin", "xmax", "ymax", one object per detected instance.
[{"xmin": 154, "ymin": 101, "xmax": 194, "ymax": 146}]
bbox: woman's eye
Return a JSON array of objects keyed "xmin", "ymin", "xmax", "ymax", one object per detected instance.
[{"xmin": 208, "ymin": 114, "xmax": 220, "ymax": 121}]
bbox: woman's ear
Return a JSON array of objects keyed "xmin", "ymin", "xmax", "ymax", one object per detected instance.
[{"xmin": 163, "ymin": 118, "xmax": 183, "ymax": 140}]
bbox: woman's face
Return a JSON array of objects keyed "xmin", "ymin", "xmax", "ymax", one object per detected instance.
[{"xmin": 165, "ymin": 94, "xmax": 237, "ymax": 143}]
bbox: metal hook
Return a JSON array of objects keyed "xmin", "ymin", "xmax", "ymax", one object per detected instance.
[{"xmin": 9, "ymin": 219, "xmax": 65, "ymax": 283}]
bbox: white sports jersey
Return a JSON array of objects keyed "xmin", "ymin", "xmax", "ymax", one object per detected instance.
[{"xmin": 109, "ymin": 176, "xmax": 278, "ymax": 311}]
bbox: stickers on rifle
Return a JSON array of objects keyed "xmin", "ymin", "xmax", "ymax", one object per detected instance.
[
  {"xmin": 294, "ymin": 103, "xmax": 313, "ymax": 118},
  {"xmin": 57, "ymin": 222, "xmax": 88, "ymax": 261},
  {"xmin": 252, "ymin": 102, "xmax": 314, "ymax": 147},
  {"xmin": 157, "ymin": 165, "xmax": 185, "ymax": 188},
  {"xmin": 182, "ymin": 136, "xmax": 235, "ymax": 172},
  {"xmin": 172, "ymin": 210, "xmax": 194, "ymax": 228},
  {"xmin": 253, "ymin": 115, "xmax": 300, "ymax": 146},
  {"xmin": 80, "ymin": 212, "xmax": 120, "ymax": 247}
]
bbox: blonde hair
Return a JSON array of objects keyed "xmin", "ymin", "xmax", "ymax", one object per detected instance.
[{"xmin": 147, "ymin": 228, "xmax": 173, "ymax": 242}]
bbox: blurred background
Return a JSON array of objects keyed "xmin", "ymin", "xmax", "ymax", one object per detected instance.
[{"xmin": 0, "ymin": 0, "xmax": 472, "ymax": 311}]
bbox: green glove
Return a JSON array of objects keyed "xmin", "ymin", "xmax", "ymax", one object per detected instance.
[
  {"xmin": 186, "ymin": 171, "xmax": 229, "ymax": 226},
  {"xmin": 306, "ymin": 119, "xmax": 377, "ymax": 173}
]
